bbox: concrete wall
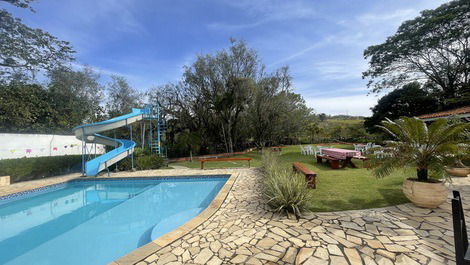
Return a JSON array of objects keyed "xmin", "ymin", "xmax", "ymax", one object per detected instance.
[{"xmin": 0, "ymin": 133, "xmax": 105, "ymax": 160}]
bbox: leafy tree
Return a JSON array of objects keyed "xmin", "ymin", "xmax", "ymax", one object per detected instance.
[
  {"xmin": 106, "ymin": 75, "xmax": 142, "ymax": 117},
  {"xmin": 306, "ymin": 122, "xmax": 321, "ymax": 143},
  {"xmin": 3, "ymin": 0, "xmax": 34, "ymax": 9},
  {"xmin": 364, "ymin": 82, "xmax": 439, "ymax": 133},
  {"xmin": 0, "ymin": 82, "xmax": 56, "ymax": 133},
  {"xmin": 0, "ymin": 0, "xmax": 74, "ymax": 81},
  {"xmin": 182, "ymin": 40, "xmax": 259, "ymax": 153},
  {"xmin": 152, "ymin": 40, "xmax": 314, "ymax": 155},
  {"xmin": 48, "ymin": 66, "xmax": 104, "ymax": 124},
  {"xmin": 363, "ymin": 0, "xmax": 469, "ymax": 107}
]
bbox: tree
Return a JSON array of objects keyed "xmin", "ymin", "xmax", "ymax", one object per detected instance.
[
  {"xmin": 363, "ymin": 0, "xmax": 469, "ymax": 107},
  {"xmin": 364, "ymin": 82, "xmax": 439, "ymax": 133},
  {"xmin": 151, "ymin": 40, "xmax": 314, "ymax": 156},
  {"xmin": 0, "ymin": 0, "xmax": 75, "ymax": 81},
  {"xmin": 106, "ymin": 75, "xmax": 142, "ymax": 117},
  {"xmin": 182, "ymin": 39, "xmax": 259, "ymax": 153},
  {"xmin": 0, "ymin": 82, "xmax": 57, "ymax": 133},
  {"xmin": 306, "ymin": 122, "xmax": 321, "ymax": 143},
  {"xmin": 48, "ymin": 66, "xmax": 105, "ymax": 124}
]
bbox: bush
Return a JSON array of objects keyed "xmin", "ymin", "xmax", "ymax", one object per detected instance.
[
  {"xmin": 0, "ymin": 155, "xmax": 82, "ymax": 183},
  {"xmin": 261, "ymin": 151, "xmax": 311, "ymax": 217},
  {"xmin": 117, "ymin": 148, "xmax": 166, "ymax": 171}
]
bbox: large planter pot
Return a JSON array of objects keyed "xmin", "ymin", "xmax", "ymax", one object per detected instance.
[
  {"xmin": 402, "ymin": 178, "xmax": 447, "ymax": 208},
  {"xmin": 445, "ymin": 167, "xmax": 470, "ymax": 177}
]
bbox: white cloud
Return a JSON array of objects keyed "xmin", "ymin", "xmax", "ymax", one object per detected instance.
[
  {"xmin": 356, "ymin": 9, "xmax": 418, "ymax": 26},
  {"xmin": 208, "ymin": 0, "xmax": 317, "ymax": 30},
  {"xmin": 311, "ymin": 60, "xmax": 368, "ymax": 80}
]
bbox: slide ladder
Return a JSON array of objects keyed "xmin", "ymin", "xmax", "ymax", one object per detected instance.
[{"xmin": 73, "ymin": 107, "xmax": 152, "ymax": 176}]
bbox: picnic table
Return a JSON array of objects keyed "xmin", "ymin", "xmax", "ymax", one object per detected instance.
[{"xmin": 319, "ymin": 148, "xmax": 361, "ymax": 169}]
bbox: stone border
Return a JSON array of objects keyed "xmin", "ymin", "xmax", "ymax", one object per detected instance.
[{"xmin": 111, "ymin": 173, "xmax": 239, "ymax": 265}]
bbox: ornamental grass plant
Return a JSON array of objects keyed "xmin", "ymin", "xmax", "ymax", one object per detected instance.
[{"xmin": 261, "ymin": 151, "xmax": 311, "ymax": 217}]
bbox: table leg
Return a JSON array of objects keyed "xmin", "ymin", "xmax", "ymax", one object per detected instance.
[{"xmin": 348, "ymin": 158, "xmax": 357, "ymax": 168}]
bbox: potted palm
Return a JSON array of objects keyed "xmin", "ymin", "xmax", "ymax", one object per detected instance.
[{"xmin": 374, "ymin": 117, "xmax": 469, "ymax": 208}]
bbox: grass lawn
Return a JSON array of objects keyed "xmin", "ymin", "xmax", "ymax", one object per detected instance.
[{"xmin": 170, "ymin": 145, "xmax": 410, "ymax": 212}]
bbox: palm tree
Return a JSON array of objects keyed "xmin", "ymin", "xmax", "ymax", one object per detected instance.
[{"xmin": 374, "ymin": 117, "xmax": 469, "ymax": 181}]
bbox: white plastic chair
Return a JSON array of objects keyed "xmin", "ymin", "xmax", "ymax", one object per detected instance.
[
  {"xmin": 300, "ymin": 146, "xmax": 307, "ymax": 155},
  {"xmin": 306, "ymin": 145, "xmax": 314, "ymax": 155}
]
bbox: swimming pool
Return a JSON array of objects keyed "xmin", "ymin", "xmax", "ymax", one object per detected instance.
[{"xmin": 0, "ymin": 176, "xmax": 229, "ymax": 265}]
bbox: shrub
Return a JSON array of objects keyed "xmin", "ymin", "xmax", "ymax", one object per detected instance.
[
  {"xmin": 261, "ymin": 150, "xmax": 311, "ymax": 217},
  {"xmin": 260, "ymin": 150, "xmax": 281, "ymax": 176},
  {"xmin": 117, "ymin": 149, "xmax": 166, "ymax": 171},
  {"xmin": 0, "ymin": 155, "xmax": 82, "ymax": 183},
  {"xmin": 263, "ymin": 169, "xmax": 312, "ymax": 217}
]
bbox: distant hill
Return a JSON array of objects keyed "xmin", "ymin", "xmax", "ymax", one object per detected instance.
[{"xmin": 328, "ymin": 115, "xmax": 365, "ymax": 120}]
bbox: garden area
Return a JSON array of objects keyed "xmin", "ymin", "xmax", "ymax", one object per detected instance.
[{"xmin": 170, "ymin": 144, "xmax": 410, "ymax": 212}]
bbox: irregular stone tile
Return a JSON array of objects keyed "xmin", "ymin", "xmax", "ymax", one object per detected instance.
[
  {"xmin": 327, "ymin": 244, "xmax": 343, "ymax": 256},
  {"xmin": 295, "ymin": 248, "xmax": 315, "ymax": 264},
  {"xmin": 282, "ymin": 247, "xmax": 298, "ymax": 263},
  {"xmin": 314, "ymin": 247, "xmax": 329, "ymax": 260},
  {"xmin": 344, "ymin": 248, "xmax": 363, "ymax": 265},
  {"xmin": 193, "ymin": 248, "xmax": 213, "ymax": 264},
  {"xmin": 230, "ymin": 254, "xmax": 248, "ymax": 264},
  {"xmin": 330, "ymin": 255, "xmax": 349, "ymax": 265},
  {"xmin": 303, "ymin": 256, "xmax": 329, "ymax": 265}
]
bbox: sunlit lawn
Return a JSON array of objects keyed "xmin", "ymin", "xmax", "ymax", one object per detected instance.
[{"xmin": 170, "ymin": 144, "xmax": 410, "ymax": 212}]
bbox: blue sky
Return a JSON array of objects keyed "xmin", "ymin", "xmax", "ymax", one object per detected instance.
[{"xmin": 6, "ymin": 0, "xmax": 448, "ymax": 116}]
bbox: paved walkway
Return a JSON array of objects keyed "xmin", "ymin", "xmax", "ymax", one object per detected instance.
[
  {"xmin": 1, "ymin": 168, "xmax": 465, "ymax": 265},
  {"xmin": 133, "ymin": 168, "xmax": 463, "ymax": 265}
]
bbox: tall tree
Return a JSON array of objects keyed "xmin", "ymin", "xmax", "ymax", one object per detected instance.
[
  {"xmin": 48, "ymin": 66, "xmax": 105, "ymax": 124},
  {"xmin": 180, "ymin": 39, "xmax": 260, "ymax": 153},
  {"xmin": 363, "ymin": 0, "xmax": 469, "ymax": 107},
  {"xmin": 364, "ymin": 82, "xmax": 439, "ymax": 133},
  {"xmin": 0, "ymin": 0, "xmax": 74, "ymax": 81},
  {"xmin": 0, "ymin": 82, "xmax": 56, "ymax": 133},
  {"xmin": 106, "ymin": 75, "xmax": 142, "ymax": 117}
]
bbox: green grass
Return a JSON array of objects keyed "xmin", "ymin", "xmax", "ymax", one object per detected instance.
[
  {"xmin": 170, "ymin": 145, "xmax": 409, "ymax": 212},
  {"xmin": 325, "ymin": 119, "xmax": 364, "ymax": 125}
]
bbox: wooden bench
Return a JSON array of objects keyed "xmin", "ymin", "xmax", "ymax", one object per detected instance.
[
  {"xmin": 271, "ymin": 146, "xmax": 283, "ymax": 152},
  {"xmin": 353, "ymin": 155, "xmax": 370, "ymax": 168},
  {"xmin": 200, "ymin": 157, "xmax": 252, "ymax": 169},
  {"xmin": 292, "ymin": 162, "xmax": 317, "ymax": 189},
  {"xmin": 316, "ymin": 154, "xmax": 340, "ymax": 169}
]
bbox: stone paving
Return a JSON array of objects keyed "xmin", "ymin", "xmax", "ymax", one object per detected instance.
[
  {"xmin": 1, "ymin": 168, "xmax": 467, "ymax": 265},
  {"xmin": 128, "ymin": 168, "xmax": 466, "ymax": 265}
]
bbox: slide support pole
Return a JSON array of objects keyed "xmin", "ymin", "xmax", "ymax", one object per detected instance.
[
  {"xmin": 130, "ymin": 124, "xmax": 135, "ymax": 171},
  {"xmin": 81, "ymin": 128, "xmax": 86, "ymax": 177}
]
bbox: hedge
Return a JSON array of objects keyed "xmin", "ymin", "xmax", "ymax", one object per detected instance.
[{"xmin": 0, "ymin": 155, "xmax": 82, "ymax": 183}]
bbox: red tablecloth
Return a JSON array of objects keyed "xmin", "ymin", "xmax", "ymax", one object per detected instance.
[{"xmin": 322, "ymin": 148, "xmax": 361, "ymax": 160}]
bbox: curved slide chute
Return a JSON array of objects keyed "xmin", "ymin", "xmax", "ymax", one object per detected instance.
[{"xmin": 73, "ymin": 107, "xmax": 152, "ymax": 176}]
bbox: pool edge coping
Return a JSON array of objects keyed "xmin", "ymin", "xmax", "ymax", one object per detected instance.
[{"xmin": 111, "ymin": 173, "xmax": 239, "ymax": 265}]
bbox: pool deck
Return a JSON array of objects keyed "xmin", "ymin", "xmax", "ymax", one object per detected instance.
[{"xmin": 1, "ymin": 168, "xmax": 467, "ymax": 264}]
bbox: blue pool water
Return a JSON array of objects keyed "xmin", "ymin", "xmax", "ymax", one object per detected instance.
[{"xmin": 0, "ymin": 176, "xmax": 228, "ymax": 265}]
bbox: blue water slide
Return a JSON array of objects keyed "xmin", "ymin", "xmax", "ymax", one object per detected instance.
[{"xmin": 73, "ymin": 107, "xmax": 152, "ymax": 176}]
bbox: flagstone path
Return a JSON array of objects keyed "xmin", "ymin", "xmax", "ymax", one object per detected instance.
[
  {"xmin": 1, "ymin": 168, "xmax": 465, "ymax": 265},
  {"xmin": 127, "ymin": 168, "xmax": 464, "ymax": 265}
]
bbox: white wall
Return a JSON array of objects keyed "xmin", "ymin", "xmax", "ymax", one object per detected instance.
[{"xmin": 0, "ymin": 134, "xmax": 105, "ymax": 160}]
